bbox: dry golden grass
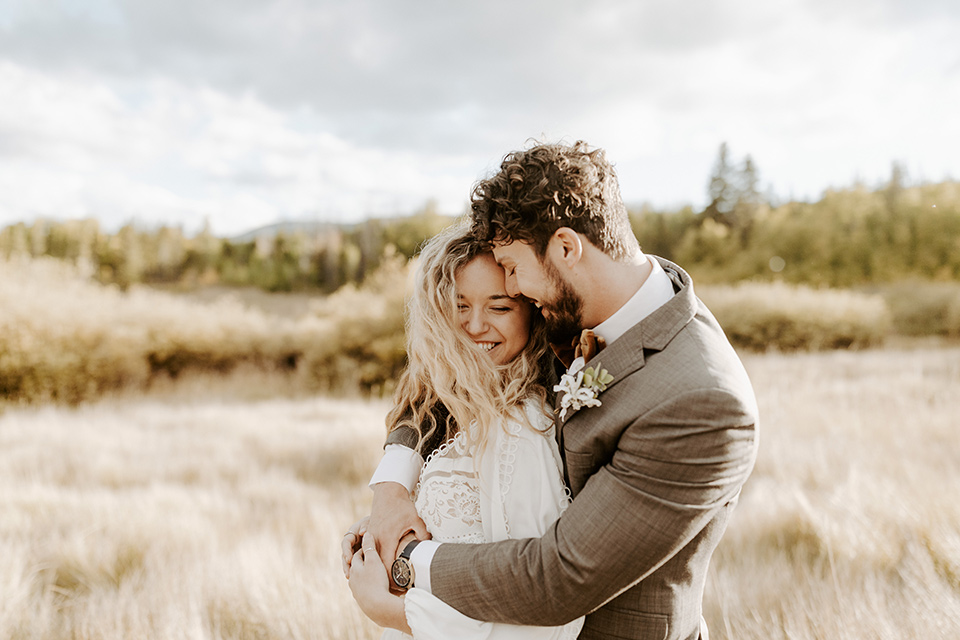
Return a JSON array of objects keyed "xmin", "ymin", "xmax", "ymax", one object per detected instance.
[
  {"xmin": 2, "ymin": 345, "xmax": 959, "ymax": 638},
  {"xmin": 706, "ymin": 346, "xmax": 960, "ymax": 639},
  {"xmin": 698, "ymin": 282, "xmax": 892, "ymax": 351},
  {"xmin": 0, "ymin": 394, "xmax": 389, "ymax": 639}
]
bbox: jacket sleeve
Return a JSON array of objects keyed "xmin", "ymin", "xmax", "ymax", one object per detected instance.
[
  {"xmin": 385, "ymin": 424, "xmax": 420, "ymax": 449},
  {"xmin": 428, "ymin": 387, "xmax": 758, "ymax": 626},
  {"xmin": 385, "ymin": 403, "xmax": 453, "ymax": 454}
]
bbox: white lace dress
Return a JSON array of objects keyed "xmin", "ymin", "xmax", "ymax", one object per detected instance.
[{"xmin": 382, "ymin": 399, "xmax": 584, "ymax": 640}]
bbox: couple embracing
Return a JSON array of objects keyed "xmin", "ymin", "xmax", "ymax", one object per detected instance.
[{"xmin": 342, "ymin": 140, "xmax": 759, "ymax": 640}]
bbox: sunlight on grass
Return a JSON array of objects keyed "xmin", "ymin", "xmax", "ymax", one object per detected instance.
[
  {"xmin": 1, "ymin": 348, "xmax": 958, "ymax": 638},
  {"xmin": 0, "ymin": 396, "xmax": 390, "ymax": 639},
  {"xmin": 705, "ymin": 347, "xmax": 960, "ymax": 639}
]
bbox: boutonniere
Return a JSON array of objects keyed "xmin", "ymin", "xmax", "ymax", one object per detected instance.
[{"xmin": 554, "ymin": 356, "xmax": 614, "ymax": 420}]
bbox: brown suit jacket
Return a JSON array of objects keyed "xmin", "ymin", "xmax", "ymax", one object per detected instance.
[{"xmin": 388, "ymin": 257, "xmax": 759, "ymax": 640}]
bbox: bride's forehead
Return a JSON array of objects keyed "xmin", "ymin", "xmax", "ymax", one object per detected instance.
[{"xmin": 456, "ymin": 254, "xmax": 507, "ymax": 290}]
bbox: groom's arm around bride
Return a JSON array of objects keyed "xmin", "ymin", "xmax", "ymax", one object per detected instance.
[{"xmin": 352, "ymin": 140, "xmax": 759, "ymax": 640}]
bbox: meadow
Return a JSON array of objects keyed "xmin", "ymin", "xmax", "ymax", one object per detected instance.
[
  {"xmin": 2, "ymin": 345, "xmax": 958, "ymax": 639},
  {"xmin": 1, "ymin": 256, "xmax": 897, "ymax": 406}
]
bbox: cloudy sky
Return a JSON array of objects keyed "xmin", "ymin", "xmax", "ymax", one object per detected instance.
[{"xmin": 1, "ymin": 0, "xmax": 958, "ymax": 236}]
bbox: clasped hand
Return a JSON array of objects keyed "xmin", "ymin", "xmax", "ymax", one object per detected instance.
[{"xmin": 341, "ymin": 482, "xmax": 430, "ymax": 632}]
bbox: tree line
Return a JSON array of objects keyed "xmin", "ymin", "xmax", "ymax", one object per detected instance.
[
  {"xmin": 2, "ymin": 146, "xmax": 958, "ymax": 291},
  {"xmin": 0, "ymin": 204, "xmax": 453, "ymax": 292},
  {"xmin": 637, "ymin": 144, "xmax": 960, "ymax": 286}
]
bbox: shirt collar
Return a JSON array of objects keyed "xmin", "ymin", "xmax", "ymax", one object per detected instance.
[{"xmin": 591, "ymin": 256, "xmax": 675, "ymax": 346}]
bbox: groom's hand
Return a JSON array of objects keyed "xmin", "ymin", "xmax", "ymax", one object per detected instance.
[{"xmin": 369, "ymin": 481, "xmax": 430, "ymax": 587}]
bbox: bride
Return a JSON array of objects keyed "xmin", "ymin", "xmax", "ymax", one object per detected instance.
[{"xmin": 345, "ymin": 223, "xmax": 583, "ymax": 640}]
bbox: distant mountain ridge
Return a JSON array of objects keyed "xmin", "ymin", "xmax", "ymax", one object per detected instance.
[
  {"xmin": 230, "ymin": 220, "xmax": 339, "ymax": 243},
  {"xmin": 230, "ymin": 212, "xmax": 459, "ymax": 243}
]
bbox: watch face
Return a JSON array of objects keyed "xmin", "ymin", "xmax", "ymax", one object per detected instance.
[{"xmin": 391, "ymin": 558, "xmax": 413, "ymax": 589}]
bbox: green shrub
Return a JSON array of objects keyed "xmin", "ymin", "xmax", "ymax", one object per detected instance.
[
  {"xmin": 699, "ymin": 282, "xmax": 891, "ymax": 352},
  {"xmin": 0, "ymin": 255, "xmax": 415, "ymax": 405},
  {"xmin": 876, "ymin": 281, "xmax": 960, "ymax": 337},
  {"xmin": 301, "ymin": 254, "xmax": 409, "ymax": 397},
  {"xmin": 0, "ymin": 258, "xmax": 326, "ymax": 405}
]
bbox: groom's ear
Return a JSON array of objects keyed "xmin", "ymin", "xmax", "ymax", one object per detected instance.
[{"xmin": 550, "ymin": 227, "xmax": 583, "ymax": 269}]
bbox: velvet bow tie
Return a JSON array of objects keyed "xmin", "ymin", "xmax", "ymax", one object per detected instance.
[{"xmin": 550, "ymin": 329, "xmax": 606, "ymax": 369}]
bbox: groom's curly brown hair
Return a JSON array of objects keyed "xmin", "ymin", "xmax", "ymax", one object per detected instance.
[{"xmin": 470, "ymin": 140, "xmax": 639, "ymax": 260}]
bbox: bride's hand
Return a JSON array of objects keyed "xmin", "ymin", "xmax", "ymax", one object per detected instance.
[
  {"xmin": 341, "ymin": 516, "xmax": 369, "ymax": 578},
  {"xmin": 349, "ymin": 533, "xmax": 411, "ymax": 633}
]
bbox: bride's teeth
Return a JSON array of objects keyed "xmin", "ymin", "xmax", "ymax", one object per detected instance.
[{"xmin": 476, "ymin": 342, "xmax": 496, "ymax": 351}]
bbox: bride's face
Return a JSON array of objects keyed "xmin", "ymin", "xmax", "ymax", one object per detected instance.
[{"xmin": 455, "ymin": 252, "xmax": 533, "ymax": 366}]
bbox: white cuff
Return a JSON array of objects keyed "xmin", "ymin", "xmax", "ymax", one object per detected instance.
[
  {"xmin": 410, "ymin": 540, "xmax": 441, "ymax": 593},
  {"xmin": 369, "ymin": 444, "xmax": 424, "ymax": 493}
]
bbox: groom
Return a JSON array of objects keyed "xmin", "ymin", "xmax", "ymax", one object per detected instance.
[{"xmin": 353, "ymin": 140, "xmax": 758, "ymax": 640}]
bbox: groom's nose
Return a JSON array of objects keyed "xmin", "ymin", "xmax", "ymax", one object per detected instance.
[{"xmin": 504, "ymin": 274, "xmax": 520, "ymax": 298}]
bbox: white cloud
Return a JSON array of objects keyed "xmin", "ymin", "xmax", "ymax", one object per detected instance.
[
  {"xmin": 0, "ymin": 61, "xmax": 479, "ymax": 235},
  {"xmin": 0, "ymin": 0, "xmax": 958, "ymax": 233}
]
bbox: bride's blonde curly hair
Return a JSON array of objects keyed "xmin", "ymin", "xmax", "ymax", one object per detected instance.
[{"xmin": 386, "ymin": 221, "xmax": 552, "ymax": 453}]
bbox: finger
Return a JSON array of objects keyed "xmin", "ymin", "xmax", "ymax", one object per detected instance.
[
  {"xmin": 349, "ymin": 553, "xmax": 362, "ymax": 581},
  {"xmin": 361, "ymin": 532, "xmax": 379, "ymax": 562},
  {"xmin": 379, "ymin": 537, "xmax": 399, "ymax": 574},
  {"xmin": 343, "ymin": 531, "xmax": 363, "ymax": 569},
  {"xmin": 410, "ymin": 519, "xmax": 430, "ymax": 541},
  {"xmin": 340, "ymin": 532, "xmax": 354, "ymax": 577},
  {"xmin": 341, "ymin": 531, "xmax": 358, "ymax": 565}
]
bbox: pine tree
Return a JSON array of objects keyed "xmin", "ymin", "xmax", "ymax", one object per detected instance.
[
  {"xmin": 704, "ymin": 142, "xmax": 739, "ymax": 228},
  {"xmin": 734, "ymin": 155, "xmax": 762, "ymax": 245}
]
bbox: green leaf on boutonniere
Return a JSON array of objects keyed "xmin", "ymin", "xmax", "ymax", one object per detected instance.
[
  {"xmin": 584, "ymin": 365, "xmax": 613, "ymax": 391},
  {"xmin": 597, "ymin": 368, "xmax": 614, "ymax": 387},
  {"xmin": 583, "ymin": 369, "xmax": 595, "ymax": 388}
]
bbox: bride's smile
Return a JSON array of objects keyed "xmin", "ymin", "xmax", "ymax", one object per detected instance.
[{"xmin": 455, "ymin": 252, "xmax": 533, "ymax": 366}]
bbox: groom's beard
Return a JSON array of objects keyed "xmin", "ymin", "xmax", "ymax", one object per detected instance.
[{"xmin": 540, "ymin": 260, "xmax": 584, "ymax": 346}]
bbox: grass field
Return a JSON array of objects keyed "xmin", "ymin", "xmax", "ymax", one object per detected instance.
[{"xmin": 1, "ymin": 345, "xmax": 959, "ymax": 639}]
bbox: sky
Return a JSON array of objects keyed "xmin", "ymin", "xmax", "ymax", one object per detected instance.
[{"xmin": 1, "ymin": 0, "xmax": 958, "ymax": 237}]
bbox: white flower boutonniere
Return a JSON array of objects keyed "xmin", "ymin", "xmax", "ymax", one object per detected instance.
[{"xmin": 554, "ymin": 356, "xmax": 615, "ymax": 420}]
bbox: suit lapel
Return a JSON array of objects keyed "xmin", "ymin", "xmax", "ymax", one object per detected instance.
[{"xmin": 554, "ymin": 256, "xmax": 698, "ymax": 428}]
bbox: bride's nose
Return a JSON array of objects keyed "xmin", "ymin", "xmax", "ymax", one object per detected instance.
[
  {"xmin": 504, "ymin": 274, "xmax": 520, "ymax": 298},
  {"xmin": 463, "ymin": 309, "xmax": 488, "ymax": 336}
]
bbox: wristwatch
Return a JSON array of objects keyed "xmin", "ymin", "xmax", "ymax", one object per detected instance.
[{"xmin": 390, "ymin": 540, "xmax": 421, "ymax": 590}]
